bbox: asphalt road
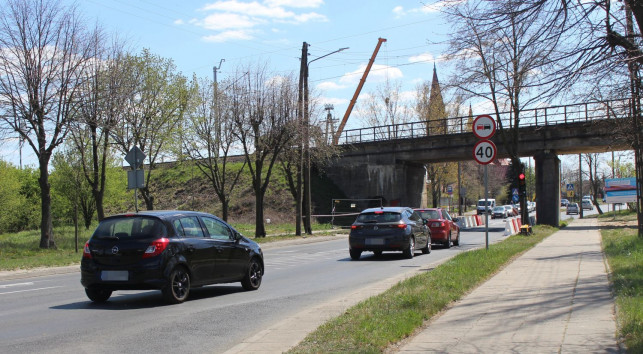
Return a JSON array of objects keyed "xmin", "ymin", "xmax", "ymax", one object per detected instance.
[{"xmin": 1, "ymin": 221, "xmax": 512, "ymax": 354}]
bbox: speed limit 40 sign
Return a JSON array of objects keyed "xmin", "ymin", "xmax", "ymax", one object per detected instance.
[{"xmin": 473, "ymin": 140, "xmax": 497, "ymax": 165}]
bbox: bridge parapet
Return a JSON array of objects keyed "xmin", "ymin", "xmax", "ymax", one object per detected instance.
[{"xmin": 336, "ymin": 99, "xmax": 631, "ymax": 145}]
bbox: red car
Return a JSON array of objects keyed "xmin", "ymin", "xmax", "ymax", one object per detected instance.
[{"xmin": 414, "ymin": 208, "xmax": 460, "ymax": 248}]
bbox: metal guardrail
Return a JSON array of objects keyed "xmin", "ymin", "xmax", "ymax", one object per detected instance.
[{"xmin": 335, "ymin": 99, "xmax": 632, "ymax": 145}]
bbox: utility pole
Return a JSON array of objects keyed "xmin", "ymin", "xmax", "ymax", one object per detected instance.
[
  {"xmin": 296, "ymin": 43, "xmax": 307, "ymax": 236},
  {"xmin": 213, "ymin": 59, "xmax": 225, "ymax": 143}
]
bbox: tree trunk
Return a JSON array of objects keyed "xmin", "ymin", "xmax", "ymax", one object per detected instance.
[
  {"xmin": 221, "ymin": 198, "xmax": 229, "ymax": 222},
  {"xmin": 255, "ymin": 190, "xmax": 266, "ymax": 238},
  {"xmin": 38, "ymin": 159, "xmax": 55, "ymax": 249},
  {"xmin": 141, "ymin": 187, "xmax": 154, "ymax": 210}
]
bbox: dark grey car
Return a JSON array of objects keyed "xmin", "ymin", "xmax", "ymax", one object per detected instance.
[{"xmin": 348, "ymin": 207, "xmax": 431, "ymax": 260}]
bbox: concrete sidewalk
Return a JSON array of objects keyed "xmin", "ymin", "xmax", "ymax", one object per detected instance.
[{"xmin": 396, "ymin": 217, "xmax": 621, "ymax": 353}]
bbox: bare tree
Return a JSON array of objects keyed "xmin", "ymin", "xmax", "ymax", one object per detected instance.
[
  {"xmin": 109, "ymin": 49, "xmax": 189, "ymax": 210},
  {"xmin": 232, "ymin": 64, "xmax": 298, "ymax": 237},
  {"xmin": 582, "ymin": 153, "xmax": 606, "ymax": 214},
  {"xmin": 0, "ymin": 0, "xmax": 97, "ymax": 248},
  {"xmin": 361, "ymin": 79, "xmax": 411, "ymax": 131},
  {"xmin": 183, "ymin": 75, "xmax": 246, "ymax": 221},
  {"xmin": 70, "ymin": 35, "xmax": 129, "ymax": 221}
]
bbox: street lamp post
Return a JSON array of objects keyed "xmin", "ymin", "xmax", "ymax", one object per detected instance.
[{"xmin": 300, "ymin": 43, "xmax": 348, "ymax": 234}]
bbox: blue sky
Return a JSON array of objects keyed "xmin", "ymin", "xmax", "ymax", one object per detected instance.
[
  {"xmin": 3, "ymin": 0, "xmax": 457, "ymax": 166},
  {"xmin": 77, "ymin": 0, "xmax": 449, "ymax": 113}
]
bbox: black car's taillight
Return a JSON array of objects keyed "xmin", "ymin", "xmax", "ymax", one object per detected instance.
[
  {"xmin": 83, "ymin": 241, "xmax": 92, "ymax": 259},
  {"xmin": 142, "ymin": 238, "xmax": 169, "ymax": 259}
]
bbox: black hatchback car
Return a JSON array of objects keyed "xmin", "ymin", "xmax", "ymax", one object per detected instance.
[
  {"xmin": 81, "ymin": 211, "xmax": 264, "ymax": 304},
  {"xmin": 348, "ymin": 207, "xmax": 430, "ymax": 260}
]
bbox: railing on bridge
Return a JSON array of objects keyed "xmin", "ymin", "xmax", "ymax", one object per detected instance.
[{"xmin": 335, "ymin": 99, "xmax": 632, "ymax": 145}]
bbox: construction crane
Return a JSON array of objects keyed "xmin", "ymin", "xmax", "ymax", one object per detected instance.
[{"xmin": 333, "ymin": 37, "xmax": 387, "ymax": 145}]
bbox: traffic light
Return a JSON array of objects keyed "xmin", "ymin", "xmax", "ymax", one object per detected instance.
[{"xmin": 518, "ymin": 168, "xmax": 526, "ymax": 195}]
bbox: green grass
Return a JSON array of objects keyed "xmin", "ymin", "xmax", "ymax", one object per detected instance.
[
  {"xmin": 0, "ymin": 222, "xmax": 346, "ymax": 271},
  {"xmin": 289, "ymin": 225, "xmax": 558, "ymax": 353},
  {"xmin": 599, "ymin": 210, "xmax": 642, "ymax": 353}
]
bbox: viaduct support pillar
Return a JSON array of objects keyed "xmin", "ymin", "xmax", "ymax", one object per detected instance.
[{"xmin": 534, "ymin": 151, "xmax": 560, "ymax": 227}]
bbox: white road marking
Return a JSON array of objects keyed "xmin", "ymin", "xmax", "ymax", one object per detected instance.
[
  {"xmin": 0, "ymin": 282, "xmax": 34, "ymax": 289},
  {"xmin": 0, "ymin": 286, "xmax": 62, "ymax": 295}
]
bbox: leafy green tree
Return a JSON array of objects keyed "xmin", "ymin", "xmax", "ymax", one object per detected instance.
[
  {"xmin": 109, "ymin": 49, "xmax": 190, "ymax": 210},
  {"xmin": 51, "ymin": 148, "xmax": 96, "ymax": 230},
  {"xmin": 0, "ymin": 161, "xmax": 40, "ymax": 233}
]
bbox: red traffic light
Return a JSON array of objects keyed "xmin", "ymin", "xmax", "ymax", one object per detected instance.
[{"xmin": 518, "ymin": 173, "xmax": 525, "ymax": 180}]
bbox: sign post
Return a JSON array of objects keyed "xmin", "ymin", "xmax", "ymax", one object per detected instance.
[
  {"xmin": 472, "ymin": 115, "xmax": 496, "ymax": 250},
  {"xmin": 125, "ymin": 146, "xmax": 146, "ymax": 213}
]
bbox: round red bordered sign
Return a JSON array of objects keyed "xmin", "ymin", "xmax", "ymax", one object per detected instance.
[
  {"xmin": 472, "ymin": 140, "xmax": 497, "ymax": 165},
  {"xmin": 472, "ymin": 115, "xmax": 496, "ymax": 139}
]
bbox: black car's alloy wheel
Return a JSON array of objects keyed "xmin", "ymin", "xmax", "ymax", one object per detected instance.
[
  {"xmin": 162, "ymin": 267, "xmax": 190, "ymax": 304},
  {"xmin": 242, "ymin": 257, "xmax": 263, "ymax": 291},
  {"xmin": 85, "ymin": 288, "xmax": 112, "ymax": 303},
  {"xmin": 421, "ymin": 237, "xmax": 431, "ymax": 254},
  {"xmin": 403, "ymin": 237, "xmax": 415, "ymax": 259}
]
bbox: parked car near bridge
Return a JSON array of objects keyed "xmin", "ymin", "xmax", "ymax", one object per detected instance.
[
  {"xmin": 349, "ymin": 207, "xmax": 430, "ymax": 260},
  {"xmin": 415, "ymin": 208, "xmax": 460, "ymax": 248},
  {"xmin": 566, "ymin": 203, "xmax": 579, "ymax": 215}
]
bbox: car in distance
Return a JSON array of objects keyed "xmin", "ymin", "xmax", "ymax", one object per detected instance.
[
  {"xmin": 581, "ymin": 199, "xmax": 593, "ymax": 210},
  {"xmin": 415, "ymin": 208, "xmax": 460, "ymax": 248},
  {"xmin": 561, "ymin": 199, "xmax": 569, "ymax": 207},
  {"xmin": 566, "ymin": 203, "xmax": 579, "ymax": 215},
  {"xmin": 81, "ymin": 210, "xmax": 264, "ymax": 304},
  {"xmin": 349, "ymin": 207, "xmax": 430, "ymax": 260},
  {"xmin": 491, "ymin": 206, "xmax": 508, "ymax": 219}
]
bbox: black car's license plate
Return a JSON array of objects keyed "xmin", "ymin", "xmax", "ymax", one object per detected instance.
[
  {"xmin": 101, "ymin": 270, "xmax": 128, "ymax": 281},
  {"xmin": 366, "ymin": 238, "xmax": 384, "ymax": 245}
]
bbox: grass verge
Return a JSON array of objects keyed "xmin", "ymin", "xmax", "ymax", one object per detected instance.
[
  {"xmin": 0, "ymin": 222, "xmax": 346, "ymax": 271},
  {"xmin": 289, "ymin": 224, "xmax": 559, "ymax": 353},
  {"xmin": 598, "ymin": 210, "xmax": 642, "ymax": 353}
]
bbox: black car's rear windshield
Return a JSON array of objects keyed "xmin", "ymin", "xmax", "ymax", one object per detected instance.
[
  {"xmin": 356, "ymin": 212, "xmax": 401, "ymax": 223},
  {"xmin": 93, "ymin": 216, "xmax": 167, "ymax": 240}
]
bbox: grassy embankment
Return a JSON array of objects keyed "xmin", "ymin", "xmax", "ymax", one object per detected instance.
[
  {"xmin": 0, "ymin": 223, "xmax": 344, "ymax": 271},
  {"xmin": 598, "ymin": 210, "xmax": 642, "ymax": 353}
]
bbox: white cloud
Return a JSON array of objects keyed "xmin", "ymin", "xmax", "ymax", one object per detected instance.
[
  {"xmin": 393, "ymin": 6, "xmax": 405, "ymax": 18},
  {"xmin": 319, "ymin": 96, "xmax": 349, "ymax": 106},
  {"xmin": 394, "ymin": 0, "xmax": 465, "ymax": 17},
  {"xmin": 193, "ymin": 0, "xmax": 327, "ymax": 42},
  {"xmin": 174, "ymin": 19, "xmax": 185, "ymax": 25},
  {"xmin": 409, "ymin": 53, "xmax": 434, "ymax": 63},
  {"xmin": 203, "ymin": 1, "xmax": 294, "ymax": 19},
  {"xmin": 265, "ymin": 0, "xmax": 324, "ymax": 8},
  {"xmin": 198, "ymin": 13, "xmax": 259, "ymax": 30},
  {"xmin": 316, "ymin": 81, "xmax": 346, "ymax": 91},
  {"xmin": 339, "ymin": 64, "xmax": 403, "ymax": 85},
  {"xmin": 203, "ymin": 30, "xmax": 255, "ymax": 42}
]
